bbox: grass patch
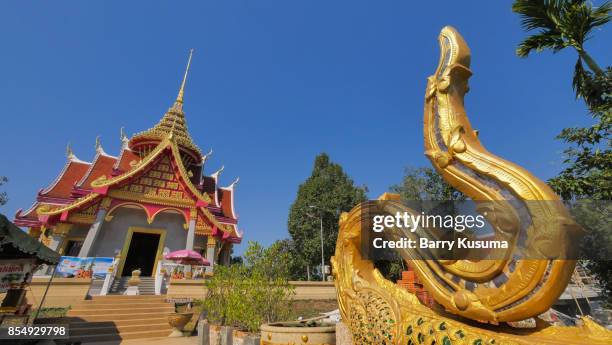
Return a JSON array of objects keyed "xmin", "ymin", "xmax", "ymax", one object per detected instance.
[{"xmin": 31, "ymin": 306, "xmax": 71, "ymax": 324}]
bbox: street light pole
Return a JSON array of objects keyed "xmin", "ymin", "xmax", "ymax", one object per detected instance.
[
  {"xmin": 308, "ymin": 205, "xmax": 326, "ymax": 282},
  {"xmin": 318, "ymin": 212, "xmax": 325, "ymax": 282}
]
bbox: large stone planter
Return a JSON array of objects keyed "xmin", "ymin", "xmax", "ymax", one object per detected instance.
[
  {"xmin": 260, "ymin": 322, "xmax": 336, "ymax": 345},
  {"xmin": 167, "ymin": 312, "xmax": 193, "ymax": 337},
  {"xmin": 201, "ymin": 325, "xmax": 260, "ymax": 345}
]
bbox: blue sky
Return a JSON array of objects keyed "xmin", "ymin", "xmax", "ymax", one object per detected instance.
[{"xmin": 0, "ymin": 1, "xmax": 609, "ymax": 255}]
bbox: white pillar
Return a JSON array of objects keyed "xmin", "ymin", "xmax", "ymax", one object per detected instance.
[
  {"xmin": 186, "ymin": 219, "xmax": 196, "ymax": 251},
  {"xmin": 185, "ymin": 208, "xmax": 196, "ymax": 251},
  {"xmin": 205, "ymin": 237, "xmax": 216, "ymax": 274},
  {"xmin": 78, "ymin": 207, "xmax": 108, "ymax": 257}
]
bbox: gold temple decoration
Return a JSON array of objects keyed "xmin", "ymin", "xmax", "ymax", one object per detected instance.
[
  {"xmin": 129, "ymin": 49, "xmax": 201, "ymax": 159},
  {"xmin": 176, "ymin": 48, "xmax": 194, "ymax": 106},
  {"xmin": 331, "ymin": 26, "xmax": 611, "ymax": 344}
]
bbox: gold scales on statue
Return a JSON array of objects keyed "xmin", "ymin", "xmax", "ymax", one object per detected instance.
[{"xmin": 331, "ymin": 27, "xmax": 612, "ymax": 345}]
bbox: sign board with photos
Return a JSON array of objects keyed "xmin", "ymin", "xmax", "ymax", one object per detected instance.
[
  {"xmin": 0, "ymin": 259, "xmax": 35, "ymax": 292},
  {"xmin": 55, "ymin": 256, "xmax": 114, "ymax": 279}
]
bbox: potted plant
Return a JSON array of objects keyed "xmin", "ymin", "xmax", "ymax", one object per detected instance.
[{"xmin": 201, "ymin": 242, "xmax": 295, "ymax": 345}]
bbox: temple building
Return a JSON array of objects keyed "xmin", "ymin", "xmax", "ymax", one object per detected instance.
[{"xmin": 14, "ymin": 51, "xmax": 242, "ymax": 277}]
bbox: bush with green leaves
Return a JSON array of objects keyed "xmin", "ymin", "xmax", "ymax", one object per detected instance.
[{"xmin": 201, "ymin": 241, "xmax": 295, "ymax": 332}]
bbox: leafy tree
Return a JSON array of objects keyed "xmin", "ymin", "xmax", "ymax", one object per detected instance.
[
  {"xmin": 512, "ymin": 0, "xmax": 611, "ymax": 99},
  {"xmin": 269, "ymin": 239, "xmax": 309, "ymax": 281},
  {"xmin": 379, "ymin": 167, "xmax": 464, "ymax": 281},
  {"xmin": 202, "ymin": 241, "xmax": 294, "ymax": 332},
  {"xmin": 390, "ymin": 167, "xmax": 464, "ymax": 201},
  {"xmin": 288, "ymin": 153, "xmax": 367, "ymax": 280},
  {"xmin": 513, "ymin": 0, "xmax": 612, "ymax": 304},
  {"xmin": 548, "ymin": 72, "xmax": 612, "ymax": 200},
  {"xmin": 0, "ymin": 176, "xmax": 7, "ymax": 206}
]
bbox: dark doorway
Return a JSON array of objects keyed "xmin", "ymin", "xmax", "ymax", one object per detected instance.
[
  {"xmin": 63, "ymin": 240, "xmax": 83, "ymax": 256},
  {"xmin": 122, "ymin": 232, "xmax": 160, "ymax": 277}
]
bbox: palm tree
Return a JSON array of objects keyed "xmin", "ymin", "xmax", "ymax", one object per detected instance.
[{"xmin": 512, "ymin": 0, "xmax": 610, "ymax": 94}]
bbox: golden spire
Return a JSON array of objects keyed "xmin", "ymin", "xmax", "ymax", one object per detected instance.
[
  {"xmin": 176, "ymin": 48, "xmax": 194, "ymax": 105},
  {"xmin": 129, "ymin": 49, "xmax": 202, "ymax": 159}
]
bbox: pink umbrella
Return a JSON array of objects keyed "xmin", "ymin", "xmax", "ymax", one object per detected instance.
[{"xmin": 164, "ymin": 249, "xmax": 210, "ymax": 266}]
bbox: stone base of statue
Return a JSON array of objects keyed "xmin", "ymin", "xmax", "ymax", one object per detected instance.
[{"xmin": 124, "ymin": 269, "xmax": 141, "ymax": 295}]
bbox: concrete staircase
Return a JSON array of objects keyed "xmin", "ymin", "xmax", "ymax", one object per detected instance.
[
  {"xmin": 64, "ymin": 295, "xmax": 175, "ymax": 343},
  {"xmin": 109, "ymin": 276, "xmax": 156, "ymax": 295}
]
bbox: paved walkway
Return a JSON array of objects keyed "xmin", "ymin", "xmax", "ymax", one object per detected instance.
[{"xmin": 83, "ymin": 335, "xmax": 199, "ymax": 345}]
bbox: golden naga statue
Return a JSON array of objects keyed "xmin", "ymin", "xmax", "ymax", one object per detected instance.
[{"xmin": 331, "ymin": 26, "xmax": 611, "ymax": 345}]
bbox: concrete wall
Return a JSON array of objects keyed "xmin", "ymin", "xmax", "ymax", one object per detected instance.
[
  {"xmin": 166, "ymin": 279, "xmax": 337, "ymax": 300},
  {"xmin": 290, "ymin": 281, "xmax": 337, "ymax": 300},
  {"xmin": 90, "ymin": 207, "xmax": 189, "ymax": 258},
  {"xmin": 12, "ymin": 277, "xmax": 92, "ymax": 308},
  {"xmin": 11, "ymin": 278, "xmax": 336, "ymax": 309}
]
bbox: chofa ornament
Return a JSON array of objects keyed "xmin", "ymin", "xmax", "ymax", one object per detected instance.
[{"xmin": 331, "ymin": 26, "xmax": 612, "ymax": 345}]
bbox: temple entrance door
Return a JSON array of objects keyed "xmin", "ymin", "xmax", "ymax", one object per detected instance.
[{"xmin": 122, "ymin": 232, "xmax": 161, "ymax": 277}]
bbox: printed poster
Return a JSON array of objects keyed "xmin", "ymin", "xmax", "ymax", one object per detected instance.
[{"xmin": 56, "ymin": 256, "xmax": 114, "ymax": 279}]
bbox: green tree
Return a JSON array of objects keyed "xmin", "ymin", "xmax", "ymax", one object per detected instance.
[
  {"xmin": 202, "ymin": 241, "xmax": 294, "ymax": 332},
  {"xmin": 288, "ymin": 153, "xmax": 367, "ymax": 280},
  {"xmin": 390, "ymin": 167, "xmax": 464, "ymax": 201},
  {"xmin": 0, "ymin": 176, "xmax": 7, "ymax": 206},
  {"xmin": 269, "ymin": 239, "xmax": 309, "ymax": 281},
  {"xmin": 548, "ymin": 73, "xmax": 612, "ymax": 200},
  {"xmin": 513, "ymin": 0, "xmax": 612, "ymax": 304},
  {"xmin": 512, "ymin": 0, "xmax": 611, "ymax": 99},
  {"xmin": 379, "ymin": 167, "xmax": 464, "ymax": 281}
]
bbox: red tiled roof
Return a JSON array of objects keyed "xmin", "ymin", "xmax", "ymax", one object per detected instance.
[
  {"xmin": 77, "ymin": 154, "xmax": 117, "ymax": 189},
  {"xmin": 218, "ymin": 188, "xmax": 235, "ymax": 219},
  {"xmin": 15, "ymin": 202, "xmax": 40, "ymax": 220},
  {"xmin": 40, "ymin": 160, "xmax": 91, "ymax": 198},
  {"xmin": 114, "ymin": 148, "xmax": 139, "ymax": 173}
]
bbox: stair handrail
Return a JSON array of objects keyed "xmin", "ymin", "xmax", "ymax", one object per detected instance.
[{"xmin": 100, "ymin": 255, "xmax": 121, "ymax": 296}]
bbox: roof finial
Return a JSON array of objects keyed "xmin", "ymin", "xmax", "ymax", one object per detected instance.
[
  {"xmin": 228, "ymin": 177, "xmax": 240, "ymax": 189},
  {"xmin": 95, "ymin": 135, "xmax": 106, "ymax": 155},
  {"xmin": 176, "ymin": 48, "xmax": 194, "ymax": 105},
  {"xmin": 211, "ymin": 165, "xmax": 225, "ymax": 180},
  {"xmin": 202, "ymin": 148, "xmax": 213, "ymax": 165},
  {"xmin": 66, "ymin": 142, "xmax": 75, "ymax": 160},
  {"xmin": 120, "ymin": 127, "xmax": 129, "ymax": 147}
]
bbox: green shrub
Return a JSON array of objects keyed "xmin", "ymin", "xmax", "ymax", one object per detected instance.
[{"xmin": 201, "ymin": 241, "xmax": 295, "ymax": 332}]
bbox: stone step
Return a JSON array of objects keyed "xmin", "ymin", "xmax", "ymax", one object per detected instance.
[
  {"xmin": 72, "ymin": 302, "xmax": 171, "ymax": 309},
  {"xmin": 69, "ymin": 312, "xmax": 174, "ymax": 322},
  {"xmin": 70, "ymin": 317, "xmax": 170, "ymax": 328},
  {"xmin": 70, "ymin": 322, "xmax": 172, "ymax": 336},
  {"xmin": 65, "ymin": 328, "xmax": 173, "ymax": 343},
  {"xmin": 91, "ymin": 295, "xmax": 167, "ymax": 301},
  {"xmin": 68, "ymin": 306, "xmax": 175, "ymax": 316}
]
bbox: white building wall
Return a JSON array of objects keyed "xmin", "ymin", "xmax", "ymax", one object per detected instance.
[{"xmin": 89, "ymin": 207, "xmax": 188, "ymax": 258}]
